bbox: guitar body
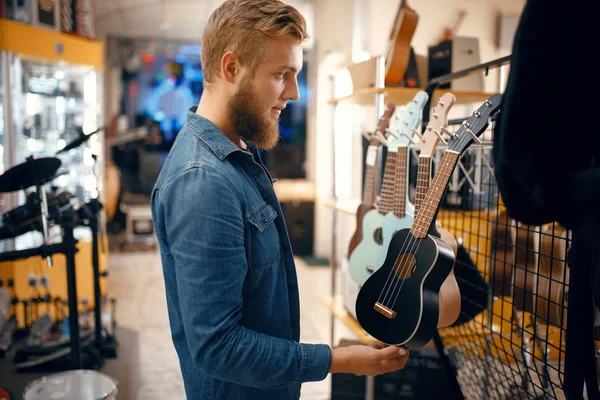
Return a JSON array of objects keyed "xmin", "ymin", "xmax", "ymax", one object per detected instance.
[
  {"xmin": 490, "ymin": 210, "xmax": 516, "ymax": 297},
  {"xmin": 385, "ymin": 1, "xmax": 419, "ymax": 85},
  {"xmin": 348, "ymin": 209, "xmax": 385, "ymax": 285},
  {"xmin": 536, "ymin": 224, "xmax": 569, "ymax": 327},
  {"xmin": 356, "ymin": 228, "xmax": 455, "ymax": 348},
  {"xmin": 375, "ymin": 211, "xmax": 414, "ymax": 271},
  {"xmin": 348, "ymin": 204, "xmax": 376, "ymax": 257},
  {"xmin": 437, "ymin": 228, "xmax": 461, "ymax": 328},
  {"xmin": 511, "ymin": 222, "xmax": 540, "ymax": 314}
]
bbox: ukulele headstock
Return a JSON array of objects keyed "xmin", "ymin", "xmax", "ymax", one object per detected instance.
[
  {"xmin": 419, "ymin": 93, "xmax": 456, "ymax": 158},
  {"xmin": 385, "ymin": 91, "xmax": 428, "ymax": 151},
  {"xmin": 447, "ymin": 93, "xmax": 502, "ymax": 154}
]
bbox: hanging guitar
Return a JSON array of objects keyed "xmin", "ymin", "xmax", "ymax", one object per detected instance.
[
  {"xmin": 411, "ymin": 93, "xmax": 461, "ymax": 328},
  {"xmin": 511, "ymin": 221, "xmax": 569, "ymax": 328},
  {"xmin": 385, "ymin": 0, "xmax": 419, "ymax": 86},
  {"xmin": 356, "ymin": 94, "xmax": 502, "ymax": 348},
  {"xmin": 374, "ymin": 91, "xmax": 428, "ymax": 272},
  {"xmin": 347, "ymin": 103, "xmax": 397, "ymax": 258},
  {"xmin": 348, "ymin": 93, "xmax": 425, "ymax": 286}
]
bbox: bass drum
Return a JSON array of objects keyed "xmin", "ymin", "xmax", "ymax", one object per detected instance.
[{"xmin": 104, "ymin": 163, "xmax": 121, "ymax": 222}]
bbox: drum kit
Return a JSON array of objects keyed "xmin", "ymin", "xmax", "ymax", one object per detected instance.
[{"xmin": 0, "ymin": 128, "xmax": 119, "ymax": 398}]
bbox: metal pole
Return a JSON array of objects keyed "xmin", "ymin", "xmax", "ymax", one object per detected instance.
[
  {"xmin": 90, "ymin": 201, "xmax": 103, "ymax": 351},
  {"xmin": 329, "ymin": 74, "xmax": 337, "ymax": 348},
  {"xmin": 64, "ymin": 213, "xmax": 81, "ymax": 368}
]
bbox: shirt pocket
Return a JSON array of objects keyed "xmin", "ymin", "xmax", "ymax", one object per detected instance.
[{"xmin": 246, "ymin": 201, "xmax": 281, "ymax": 272}]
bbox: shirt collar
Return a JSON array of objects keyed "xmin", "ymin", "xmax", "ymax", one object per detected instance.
[{"xmin": 185, "ymin": 106, "xmax": 248, "ymax": 161}]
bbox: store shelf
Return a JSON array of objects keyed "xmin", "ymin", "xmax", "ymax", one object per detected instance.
[
  {"xmin": 322, "ymin": 295, "xmax": 380, "ymax": 345},
  {"xmin": 328, "ymin": 86, "xmax": 493, "ymax": 106},
  {"xmin": 322, "ymin": 198, "xmax": 360, "ymax": 216},
  {"xmin": 0, "ymin": 19, "xmax": 103, "ymax": 69}
]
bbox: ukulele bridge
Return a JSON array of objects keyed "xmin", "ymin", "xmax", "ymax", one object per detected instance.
[{"xmin": 374, "ymin": 302, "xmax": 397, "ymax": 319}]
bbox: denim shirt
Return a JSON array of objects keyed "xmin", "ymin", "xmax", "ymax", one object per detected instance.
[{"xmin": 151, "ymin": 108, "xmax": 332, "ymax": 400}]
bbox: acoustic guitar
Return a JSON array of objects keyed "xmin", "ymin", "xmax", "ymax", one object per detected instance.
[
  {"xmin": 490, "ymin": 213, "xmax": 569, "ymax": 328},
  {"xmin": 347, "ymin": 103, "xmax": 396, "ymax": 257},
  {"xmin": 375, "ymin": 91, "xmax": 429, "ymax": 271},
  {"xmin": 385, "ymin": 0, "xmax": 419, "ymax": 86},
  {"xmin": 536, "ymin": 223, "xmax": 569, "ymax": 327},
  {"xmin": 356, "ymin": 94, "xmax": 502, "ymax": 348},
  {"xmin": 489, "ymin": 209, "xmax": 515, "ymax": 298},
  {"xmin": 412, "ymin": 93, "xmax": 461, "ymax": 328},
  {"xmin": 348, "ymin": 94, "xmax": 424, "ymax": 286},
  {"xmin": 523, "ymin": 222, "xmax": 569, "ymax": 328}
]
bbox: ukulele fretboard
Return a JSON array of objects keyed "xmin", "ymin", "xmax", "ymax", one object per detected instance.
[{"xmin": 410, "ymin": 152, "xmax": 459, "ymax": 238}]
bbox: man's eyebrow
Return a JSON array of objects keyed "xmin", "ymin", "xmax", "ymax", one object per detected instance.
[{"xmin": 279, "ymin": 65, "xmax": 300, "ymax": 73}]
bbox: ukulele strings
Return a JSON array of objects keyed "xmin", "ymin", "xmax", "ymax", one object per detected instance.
[
  {"xmin": 389, "ymin": 153, "xmax": 459, "ymax": 310},
  {"xmin": 377, "ymin": 126, "xmax": 471, "ymax": 308},
  {"xmin": 386, "ymin": 98, "xmax": 497, "ymax": 309},
  {"xmin": 374, "ymin": 108, "xmax": 420, "ymax": 305},
  {"xmin": 375, "ymin": 100, "xmax": 443, "ymax": 306}
]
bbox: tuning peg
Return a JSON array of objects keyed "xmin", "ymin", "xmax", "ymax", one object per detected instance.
[
  {"xmin": 437, "ymin": 98, "xmax": 445, "ymax": 107},
  {"xmin": 441, "ymin": 126, "xmax": 457, "ymax": 140},
  {"xmin": 431, "ymin": 112, "xmax": 438, "ymax": 120},
  {"xmin": 473, "ymin": 110, "xmax": 481, "ymax": 118},
  {"xmin": 462, "ymin": 122, "xmax": 483, "ymax": 144},
  {"xmin": 411, "ymin": 128, "xmax": 423, "ymax": 141},
  {"xmin": 402, "ymin": 132, "xmax": 418, "ymax": 144},
  {"xmin": 433, "ymin": 129, "xmax": 448, "ymax": 144},
  {"xmin": 375, "ymin": 131, "xmax": 388, "ymax": 146},
  {"xmin": 386, "ymin": 129, "xmax": 399, "ymax": 139}
]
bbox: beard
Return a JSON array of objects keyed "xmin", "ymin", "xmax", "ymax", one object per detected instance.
[{"xmin": 228, "ymin": 76, "xmax": 280, "ymax": 151}]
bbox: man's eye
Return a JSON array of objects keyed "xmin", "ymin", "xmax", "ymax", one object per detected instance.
[{"xmin": 276, "ymin": 72, "xmax": 287, "ymax": 78}]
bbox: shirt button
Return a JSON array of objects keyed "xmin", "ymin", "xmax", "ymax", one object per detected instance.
[
  {"xmin": 255, "ymin": 171, "xmax": 261, "ymax": 177},
  {"xmin": 261, "ymin": 215, "xmax": 269, "ymax": 222}
]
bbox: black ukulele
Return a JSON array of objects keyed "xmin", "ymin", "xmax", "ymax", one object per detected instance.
[{"xmin": 356, "ymin": 94, "xmax": 502, "ymax": 349}]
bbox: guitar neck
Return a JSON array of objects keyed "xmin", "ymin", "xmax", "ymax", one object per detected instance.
[
  {"xmin": 414, "ymin": 155, "xmax": 432, "ymax": 217},
  {"xmin": 378, "ymin": 151, "xmax": 398, "ymax": 214},
  {"xmin": 392, "ymin": 146, "xmax": 409, "ymax": 217},
  {"xmin": 363, "ymin": 148, "xmax": 379, "ymax": 206},
  {"xmin": 410, "ymin": 151, "xmax": 459, "ymax": 238}
]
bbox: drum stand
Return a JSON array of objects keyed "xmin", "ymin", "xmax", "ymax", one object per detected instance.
[
  {"xmin": 78, "ymin": 198, "xmax": 117, "ymax": 358},
  {"xmin": 0, "ymin": 207, "xmax": 102, "ymax": 371}
]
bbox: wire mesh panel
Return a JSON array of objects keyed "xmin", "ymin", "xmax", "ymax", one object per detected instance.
[{"xmin": 408, "ymin": 118, "xmax": 571, "ymax": 399}]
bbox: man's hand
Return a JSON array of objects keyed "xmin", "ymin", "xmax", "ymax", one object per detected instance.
[{"xmin": 329, "ymin": 344, "xmax": 409, "ymax": 376}]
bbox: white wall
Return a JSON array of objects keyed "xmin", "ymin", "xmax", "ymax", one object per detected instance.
[{"xmin": 310, "ymin": 0, "xmax": 526, "ymax": 260}]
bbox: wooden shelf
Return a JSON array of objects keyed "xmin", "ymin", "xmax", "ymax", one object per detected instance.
[
  {"xmin": 322, "ymin": 295, "xmax": 380, "ymax": 345},
  {"xmin": 328, "ymin": 86, "xmax": 493, "ymax": 106},
  {"xmin": 322, "ymin": 198, "xmax": 360, "ymax": 216}
]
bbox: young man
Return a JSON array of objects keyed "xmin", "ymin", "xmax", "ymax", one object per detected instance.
[{"xmin": 151, "ymin": 1, "xmax": 409, "ymax": 398}]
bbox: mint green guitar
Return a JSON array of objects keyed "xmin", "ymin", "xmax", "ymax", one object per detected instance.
[
  {"xmin": 348, "ymin": 92, "xmax": 427, "ymax": 286},
  {"xmin": 374, "ymin": 91, "xmax": 429, "ymax": 270}
]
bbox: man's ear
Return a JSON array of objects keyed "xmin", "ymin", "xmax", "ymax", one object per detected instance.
[{"xmin": 221, "ymin": 52, "xmax": 239, "ymax": 84}]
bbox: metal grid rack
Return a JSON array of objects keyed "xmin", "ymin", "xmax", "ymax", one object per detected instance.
[{"xmin": 409, "ymin": 115, "xmax": 572, "ymax": 399}]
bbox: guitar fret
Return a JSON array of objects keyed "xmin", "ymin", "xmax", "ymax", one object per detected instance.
[
  {"xmin": 411, "ymin": 152, "xmax": 458, "ymax": 237},
  {"xmin": 390, "ymin": 149, "xmax": 409, "ymax": 216}
]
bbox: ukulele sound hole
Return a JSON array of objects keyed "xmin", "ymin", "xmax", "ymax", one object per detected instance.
[
  {"xmin": 394, "ymin": 253, "xmax": 417, "ymax": 279},
  {"xmin": 373, "ymin": 228, "xmax": 383, "ymax": 245}
]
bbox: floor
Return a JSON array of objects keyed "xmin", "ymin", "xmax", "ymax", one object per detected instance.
[{"xmin": 102, "ymin": 246, "xmax": 354, "ymax": 400}]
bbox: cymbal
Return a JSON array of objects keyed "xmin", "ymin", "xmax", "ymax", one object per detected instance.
[
  {"xmin": 56, "ymin": 127, "xmax": 104, "ymax": 155},
  {"xmin": 0, "ymin": 157, "xmax": 61, "ymax": 193},
  {"xmin": 50, "ymin": 169, "xmax": 70, "ymax": 180}
]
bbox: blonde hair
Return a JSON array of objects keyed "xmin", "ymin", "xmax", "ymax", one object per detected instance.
[{"xmin": 201, "ymin": 0, "xmax": 308, "ymax": 88}]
